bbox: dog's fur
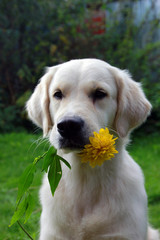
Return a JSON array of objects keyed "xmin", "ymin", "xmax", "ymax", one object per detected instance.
[{"xmin": 26, "ymin": 59, "xmax": 159, "ymax": 240}]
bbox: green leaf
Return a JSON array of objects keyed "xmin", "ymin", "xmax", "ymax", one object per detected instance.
[
  {"xmin": 24, "ymin": 194, "xmax": 35, "ymax": 224},
  {"xmin": 42, "ymin": 147, "xmax": 57, "ymax": 173},
  {"xmin": 17, "ymin": 164, "xmax": 36, "ymax": 203},
  {"xmin": 58, "ymin": 155, "xmax": 71, "ymax": 169},
  {"xmin": 48, "ymin": 156, "xmax": 62, "ymax": 196},
  {"xmin": 9, "ymin": 197, "xmax": 27, "ymax": 227}
]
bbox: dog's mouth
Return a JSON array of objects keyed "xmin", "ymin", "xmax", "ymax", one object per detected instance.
[{"xmin": 58, "ymin": 136, "xmax": 88, "ymax": 151}]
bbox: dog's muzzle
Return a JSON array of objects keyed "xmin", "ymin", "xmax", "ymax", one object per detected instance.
[{"xmin": 57, "ymin": 116, "xmax": 88, "ymax": 149}]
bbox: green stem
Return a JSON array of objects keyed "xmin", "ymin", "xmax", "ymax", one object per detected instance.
[
  {"xmin": 33, "ymin": 152, "xmax": 47, "ymax": 165},
  {"xmin": 17, "ymin": 221, "xmax": 33, "ymax": 240}
]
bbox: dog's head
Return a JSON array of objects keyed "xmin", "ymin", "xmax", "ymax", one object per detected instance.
[{"xmin": 26, "ymin": 59, "xmax": 151, "ymax": 150}]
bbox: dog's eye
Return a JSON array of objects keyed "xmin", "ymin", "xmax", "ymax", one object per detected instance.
[
  {"xmin": 93, "ymin": 89, "xmax": 107, "ymax": 100},
  {"xmin": 53, "ymin": 90, "xmax": 63, "ymax": 100}
]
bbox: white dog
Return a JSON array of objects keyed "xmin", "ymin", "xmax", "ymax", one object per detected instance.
[{"xmin": 27, "ymin": 59, "xmax": 159, "ymax": 240}]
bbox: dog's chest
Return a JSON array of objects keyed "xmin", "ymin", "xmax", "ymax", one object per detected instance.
[
  {"xmin": 53, "ymin": 192, "xmax": 126, "ymax": 240},
  {"xmin": 53, "ymin": 175, "xmax": 120, "ymax": 235}
]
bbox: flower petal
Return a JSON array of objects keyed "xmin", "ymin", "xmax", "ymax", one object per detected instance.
[{"xmin": 80, "ymin": 127, "xmax": 118, "ymax": 168}]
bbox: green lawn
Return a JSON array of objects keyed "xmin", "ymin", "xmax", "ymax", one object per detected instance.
[{"xmin": 0, "ymin": 132, "xmax": 160, "ymax": 239}]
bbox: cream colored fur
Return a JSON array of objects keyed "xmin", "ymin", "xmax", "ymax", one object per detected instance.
[{"xmin": 26, "ymin": 59, "xmax": 159, "ymax": 240}]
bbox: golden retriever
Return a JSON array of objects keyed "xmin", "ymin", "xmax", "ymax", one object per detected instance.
[{"xmin": 26, "ymin": 59, "xmax": 159, "ymax": 240}]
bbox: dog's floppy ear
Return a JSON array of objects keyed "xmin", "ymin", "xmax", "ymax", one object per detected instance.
[
  {"xmin": 110, "ymin": 66, "xmax": 152, "ymax": 138},
  {"xmin": 26, "ymin": 66, "xmax": 58, "ymax": 137}
]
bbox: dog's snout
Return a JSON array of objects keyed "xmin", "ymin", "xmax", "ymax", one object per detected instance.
[{"xmin": 57, "ymin": 117, "xmax": 84, "ymax": 139}]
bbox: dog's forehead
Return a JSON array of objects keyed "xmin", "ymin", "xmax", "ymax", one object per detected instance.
[
  {"xmin": 54, "ymin": 61, "xmax": 81, "ymax": 84},
  {"xmin": 52, "ymin": 59, "xmax": 115, "ymax": 88}
]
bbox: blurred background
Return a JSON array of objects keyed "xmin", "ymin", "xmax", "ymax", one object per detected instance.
[
  {"xmin": 0, "ymin": 0, "xmax": 160, "ymax": 132},
  {"xmin": 0, "ymin": 0, "xmax": 160, "ymax": 239}
]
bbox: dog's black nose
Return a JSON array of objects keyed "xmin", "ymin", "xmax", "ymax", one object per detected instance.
[{"xmin": 57, "ymin": 117, "xmax": 84, "ymax": 139}]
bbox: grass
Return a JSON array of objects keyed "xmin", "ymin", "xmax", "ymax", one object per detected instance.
[
  {"xmin": 0, "ymin": 132, "xmax": 49, "ymax": 240},
  {"xmin": 128, "ymin": 132, "xmax": 160, "ymax": 228},
  {"xmin": 0, "ymin": 131, "xmax": 160, "ymax": 239}
]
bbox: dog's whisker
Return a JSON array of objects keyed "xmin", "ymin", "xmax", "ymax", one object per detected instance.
[{"xmin": 27, "ymin": 135, "xmax": 49, "ymax": 158}]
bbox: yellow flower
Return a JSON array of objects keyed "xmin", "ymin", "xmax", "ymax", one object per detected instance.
[{"xmin": 80, "ymin": 128, "xmax": 118, "ymax": 168}]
